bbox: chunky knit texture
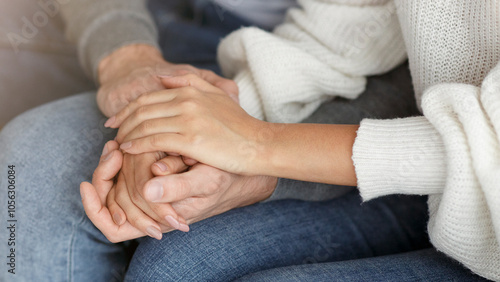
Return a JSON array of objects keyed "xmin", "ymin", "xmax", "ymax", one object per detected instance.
[
  {"xmin": 218, "ymin": 0, "xmax": 406, "ymax": 123},
  {"xmin": 218, "ymin": 0, "xmax": 500, "ymax": 280}
]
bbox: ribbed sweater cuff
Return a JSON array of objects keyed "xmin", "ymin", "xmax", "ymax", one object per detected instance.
[
  {"xmin": 352, "ymin": 116, "xmax": 447, "ymax": 201},
  {"xmin": 78, "ymin": 13, "xmax": 159, "ymax": 83}
]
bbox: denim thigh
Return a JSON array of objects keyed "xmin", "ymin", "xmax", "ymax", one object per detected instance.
[{"xmin": 125, "ymin": 191, "xmax": 431, "ymax": 281}]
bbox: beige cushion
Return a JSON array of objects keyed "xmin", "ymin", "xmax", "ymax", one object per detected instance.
[{"xmin": 0, "ymin": 0, "xmax": 93, "ymax": 128}]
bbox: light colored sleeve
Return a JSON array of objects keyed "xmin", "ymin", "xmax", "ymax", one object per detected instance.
[
  {"xmin": 353, "ymin": 62, "xmax": 500, "ymax": 280},
  {"xmin": 352, "ymin": 0, "xmax": 500, "ymax": 277},
  {"xmin": 217, "ymin": 0, "xmax": 406, "ymax": 123},
  {"xmin": 60, "ymin": 0, "xmax": 159, "ymax": 82}
]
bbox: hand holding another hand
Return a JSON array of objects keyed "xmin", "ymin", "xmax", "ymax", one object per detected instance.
[
  {"xmin": 81, "ymin": 141, "xmax": 277, "ymax": 243},
  {"xmin": 83, "ymin": 56, "xmax": 278, "ymax": 244},
  {"xmin": 80, "ymin": 141, "xmax": 192, "ymax": 243},
  {"xmin": 97, "ymin": 44, "xmax": 238, "ymax": 118},
  {"xmin": 107, "ymin": 73, "xmax": 268, "ymax": 176}
]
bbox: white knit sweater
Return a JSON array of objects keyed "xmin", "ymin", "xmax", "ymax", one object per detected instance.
[{"xmin": 217, "ymin": 0, "xmax": 500, "ymax": 280}]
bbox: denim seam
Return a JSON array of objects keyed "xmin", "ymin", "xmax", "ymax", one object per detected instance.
[{"xmin": 67, "ymin": 212, "xmax": 88, "ymax": 282}]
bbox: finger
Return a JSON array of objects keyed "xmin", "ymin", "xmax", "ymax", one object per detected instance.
[
  {"xmin": 80, "ymin": 182, "xmax": 145, "ymax": 243},
  {"xmin": 159, "ymin": 73, "xmax": 225, "ymax": 95},
  {"xmin": 156, "ymin": 64, "xmax": 199, "ymax": 79},
  {"xmin": 98, "ymin": 68, "xmax": 167, "ymax": 118},
  {"xmin": 151, "ymin": 155, "xmax": 189, "ymax": 176},
  {"xmin": 199, "ymin": 69, "xmax": 239, "ymax": 102},
  {"xmin": 119, "ymin": 116, "xmax": 185, "ymax": 144},
  {"xmin": 105, "ymin": 90, "xmax": 177, "ymax": 128},
  {"xmin": 181, "ymin": 156, "xmax": 198, "ymax": 166},
  {"xmin": 116, "ymin": 112, "xmax": 182, "ymax": 144},
  {"xmin": 92, "ymin": 142, "xmax": 123, "ymax": 204},
  {"xmin": 122, "ymin": 153, "xmax": 188, "ymax": 233},
  {"xmin": 106, "ymin": 187, "xmax": 126, "ymax": 226},
  {"xmin": 120, "ymin": 133, "xmax": 186, "ymax": 156},
  {"xmin": 100, "ymin": 140, "xmax": 120, "ymax": 159},
  {"xmin": 113, "ymin": 174, "xmax": 163, "ymax": 240},
  {"xmin": 142, "ymin": 164, "xmax": 217, "ymax": 203}
]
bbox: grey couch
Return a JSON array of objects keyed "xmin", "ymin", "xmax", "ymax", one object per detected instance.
[{"xmin": 0, "ymin": 0, "xmax": 93, "ymax": 128}]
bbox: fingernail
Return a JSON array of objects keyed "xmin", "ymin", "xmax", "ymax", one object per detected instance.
[
  {"xmin": 146, "ymin": 226, "xmax": 163, "ymax": 240},
  {"xmin": 165, "ymin": 215, "xmax": 181, "ymax": 230},
  {"xmin": 154, "ymin": 162, "xmax": 168, "ymax": 172},
  {"xmin": 146, "ymin": 181, "xmax": 164, "ymax": 202},
  {"xmin": 112, "ymin": 213, "xmax": 122, "ymax": 225},
  {"xmin": 101, "ymin": 144, "xmax": 109, "ymax": 156},
  {"xmin": 120, "ymin": 142, "xmax": 132, "ymax": 150},
  {"xmin": 103, "ymin": 151, "xmax": 113, "ymax": 162},
  {"xmin": 179, "ymin": 223, "xmax": 190, "ymax": 232},
  {"xmin": 104, "ymin": 116, "xmax": 115, "ymax": 128}
]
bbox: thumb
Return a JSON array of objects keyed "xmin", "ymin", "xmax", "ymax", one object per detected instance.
[
  {"xmin": 151, "ymin": 155, "xmax": 189, "ymax": 176},
  {"xmin": 92, "ymin": 141, "xmax": 123, "ymax": 204}
]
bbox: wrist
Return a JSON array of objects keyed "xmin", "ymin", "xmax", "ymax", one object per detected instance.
[
  {"xmin": 253, "ymin": 123, "xmax": 359, "ymax": 186},
  {"xmin": 236, "ymin": 175, "xmax": 278, "ymax": 207},
  {"xmin": 98, "ymin": 44, "xmax": 167, "ymax": 85},
  {"xmin": 251, "ymin": 122, "xmax": 285, "ymax": 176}
]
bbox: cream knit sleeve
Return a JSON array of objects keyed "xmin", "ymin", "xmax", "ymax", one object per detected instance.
[
  {"xmin": 354, "ymin": 61, "xmax": 500, "ymax": 281},
  {"xmin": 353, "ymin": 1, "xmax": 500, "ymax": 279},
  {"xmin": 217, "ymin": 0, "xmax": 406, "ymax": 123}
]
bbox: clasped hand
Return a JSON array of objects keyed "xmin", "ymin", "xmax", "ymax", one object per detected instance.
[{"xmin": 81, "ymin": 73, "xmax": 276, "ymax": 243}]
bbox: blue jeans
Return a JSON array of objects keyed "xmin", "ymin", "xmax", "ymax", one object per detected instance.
[
  {"xmin": 0, "ymin": 1, "xmax": 488, "ymax": 281},
  {"xmin": 0, "ymin": 94, "xmax": 484, "ymax": 280},
  {"xmin": 0, "ymin": 91, "xmax": 487, "ymax": 282},
  {"xmin": 236, "ymin": 248, "xmax": 486, "ymax": 282}
]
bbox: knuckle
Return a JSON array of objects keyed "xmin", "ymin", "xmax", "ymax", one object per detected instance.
[
  {"xmin": 205, "ymin": 181, "xmax": 218, "ymax": 194},
  {"xmin": 136, "ymin": 94, "xmax": 149, "ymax": 106},
  {"xmin": 178, "ymin": 179, "xmax": 191, "ymax": 193},
  {"xmin": 175, "ymin": 180, "xmax": 191, "ymax": 199},
  {"xmin": 126, "ymin": 212, "xmax": 142, "ymax": 225},
  {"xmin": 129, "ymin": 191, "xmax": 143, "ymax": 204},
  {"xmin": 139, "ymin": 120, "xmax": 153, "ymax": 135},
  {"xmin": 188, "ymin": 133, "xmax": 204, "ymax": 147},
  {"xmin": 150, "ymin": 134, "xmax": 163, "ymax": 148},
  {"xmin": 105, "ymin": 89, "xmax": 117, "ymax": 102},
  {"xmin": 180, "ymin": 97, "xmax": 200, "ymax": 111},
  {"xmin": 118, "ymin": 104, "xmax": 131, "ymax": 119},
  {"xmin": 185, "ymin": 73, "xmax": 199, "ymax": 81},
  {"xmin": 135, "ymin": 105, "xmax": 149, "ymax": 119},
  {"xmin": 114, "ymin": 188, "xmax": 127, "ymax": 204},
  {"xmin": 207, "ymin": 170, "xmax": 228, "ymax": 192},
  {"xmin": 183, "ymin": 86, "xmax": 199, "ymax": 96}
]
